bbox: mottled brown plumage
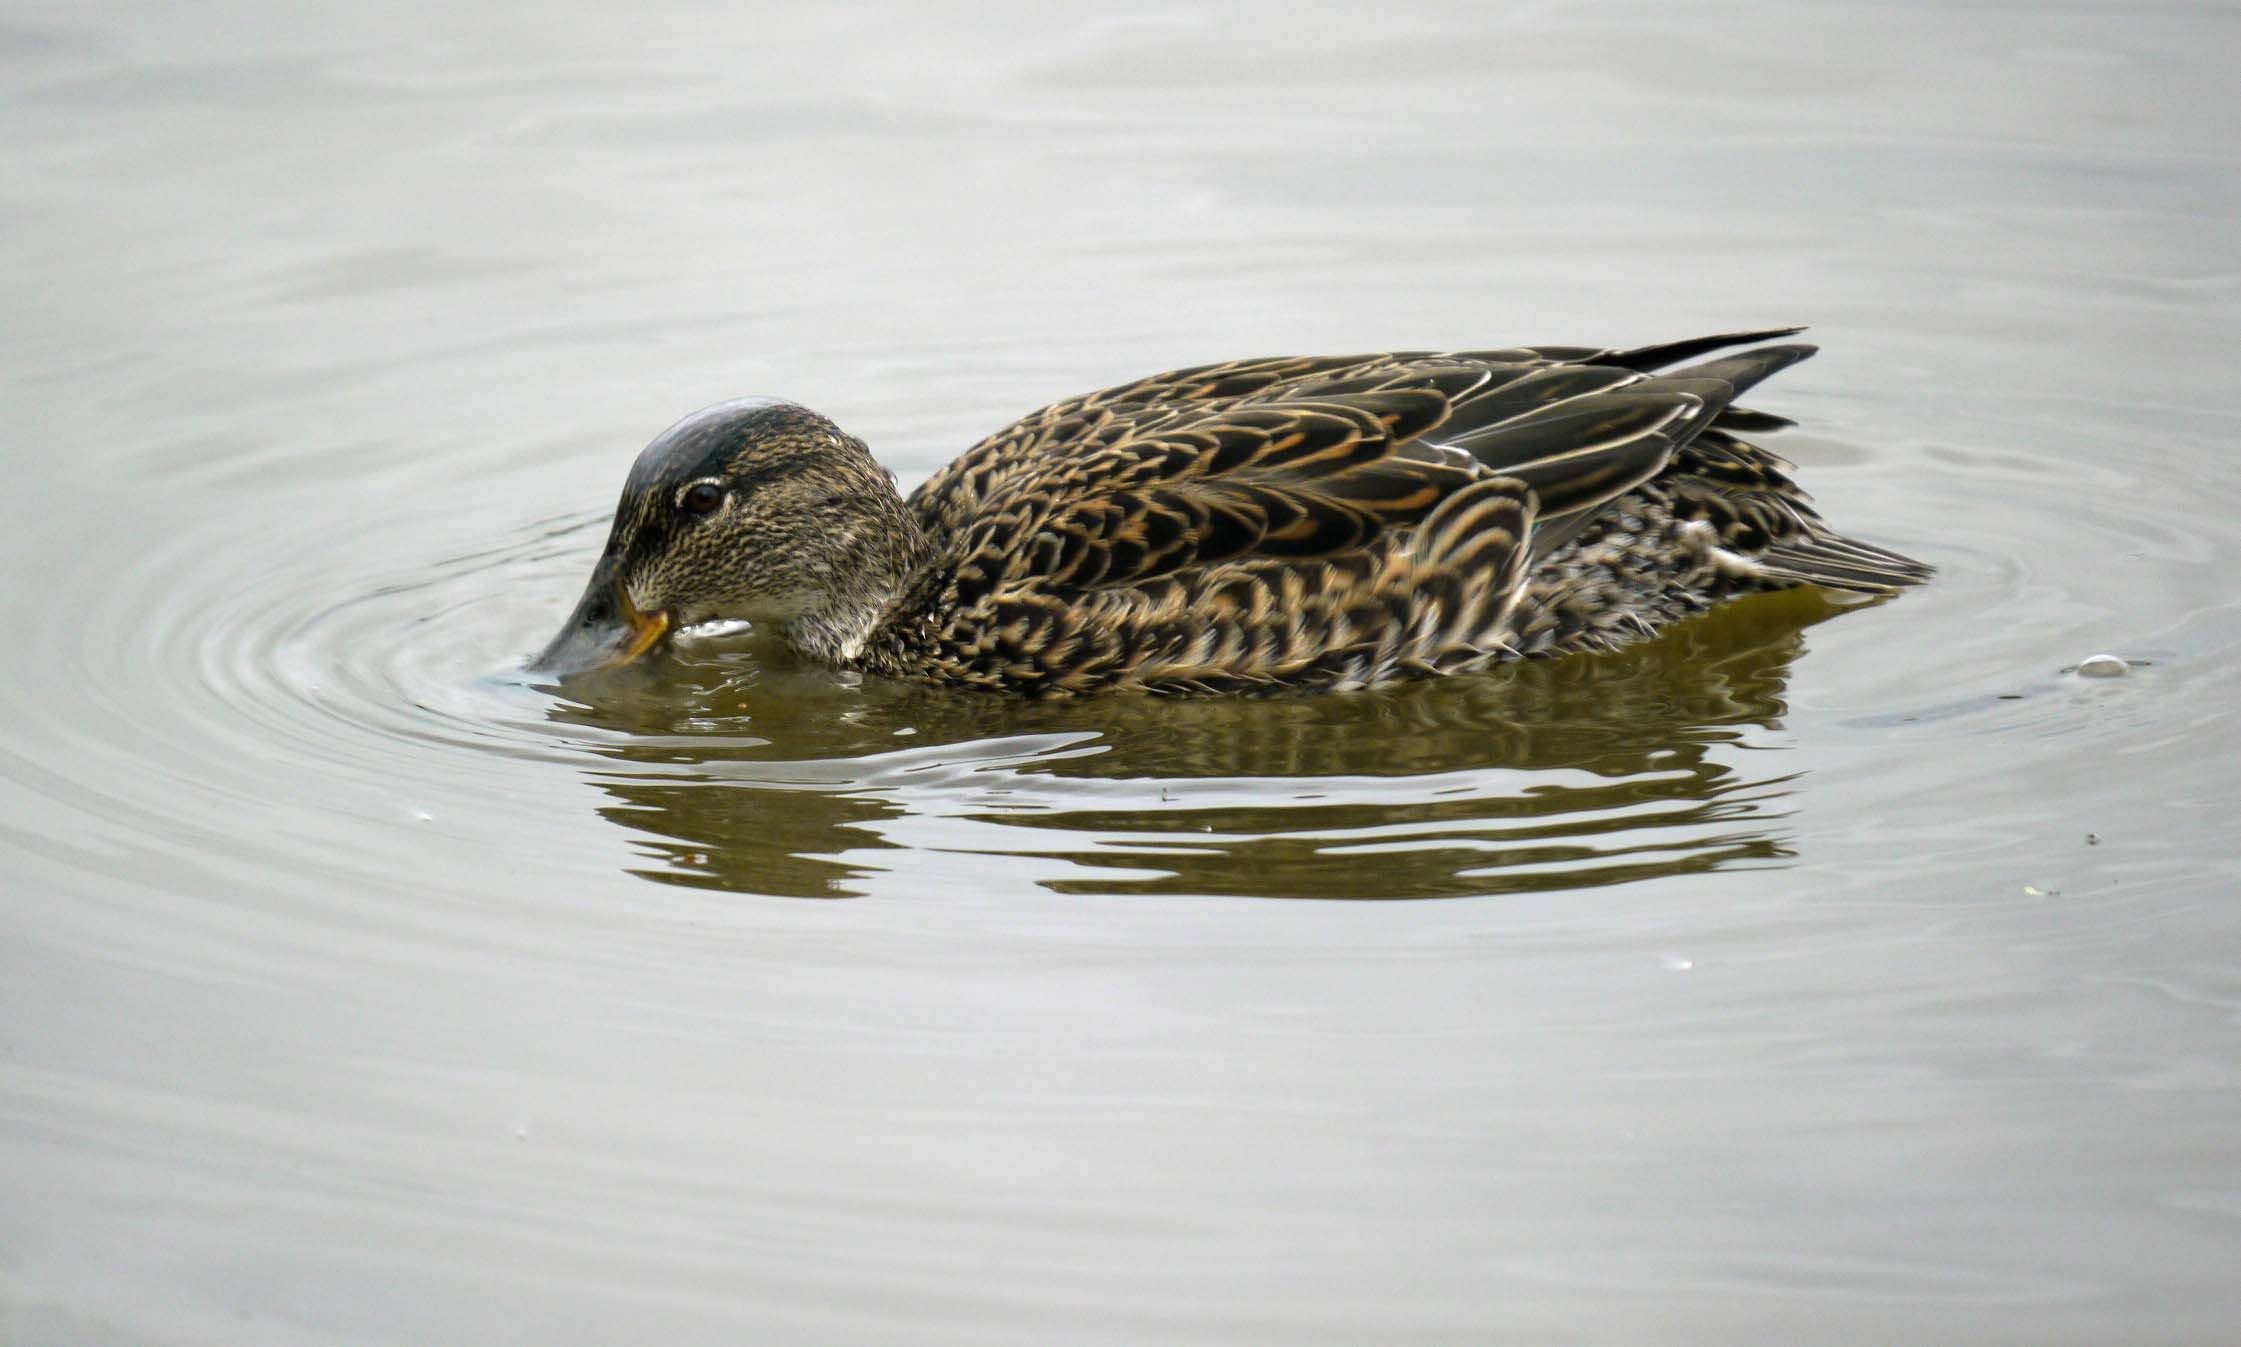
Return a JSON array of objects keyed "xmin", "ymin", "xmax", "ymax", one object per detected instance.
[{"xmin": 534, "ymin": 329, "xmax": 1929, "ymax": 695}]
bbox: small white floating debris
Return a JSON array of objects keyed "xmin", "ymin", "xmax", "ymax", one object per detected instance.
[
  {"xmin": 1660, "ymin": 955, "xmax": 1694, "ymax": 972},
  {"xmin": 2076, "ymin": 654, "xmax": 2129, "ymax": 678},
  {"xmin": 409, "ymin": 806, "xmax": 434, "ymax": 823}
]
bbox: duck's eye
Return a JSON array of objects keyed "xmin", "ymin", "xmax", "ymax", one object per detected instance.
[{"xmin": 679, "ymin": 482, "xmax": 726, "ymax": 517}]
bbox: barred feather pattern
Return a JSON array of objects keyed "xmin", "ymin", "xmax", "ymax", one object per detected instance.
[
  {"xmin": 844, "ymin": 330, "xmax": 1928, "ymax": 696},
  {"xmin": 862, "ymin": 475, "xmax": 1537, "ymax": 695}
]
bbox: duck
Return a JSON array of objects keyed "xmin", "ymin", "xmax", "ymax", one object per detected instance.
[{"xmin": 533, "ymin": 328, "xmax": 1929, "ymax": 696}]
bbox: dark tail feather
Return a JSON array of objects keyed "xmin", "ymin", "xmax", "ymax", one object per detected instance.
[
  {"xmin": 1670, "ymin": 343, "xmax": 1817, "ymax": 398},
  {"xmin": 1761, "ymin": 535, "xmax": 1934, "ymax": 593},
  {"xmin": 1596, "ymin": 327, "xmax": 1808, "ymax": 374},
  {"xmin": 1714, "ymin": 407, "xmax": 1798, "ymax": 434},
  {"xmin": 1604, "ymin": 332, "xmax": 1815, "ymax": 439}
]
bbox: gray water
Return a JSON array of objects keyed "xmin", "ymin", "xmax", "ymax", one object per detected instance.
[{"xmin": 5, "ymin": 2, "xmax": 2241, "ymax": 1343}]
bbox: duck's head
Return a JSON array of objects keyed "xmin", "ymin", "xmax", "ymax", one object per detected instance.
[{"xmin": 532, "ymin": 398, "xmax": 920, "ymax": 677}]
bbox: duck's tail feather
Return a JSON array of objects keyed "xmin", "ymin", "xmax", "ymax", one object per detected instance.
[
  {"xmin": 1713, "ymin": 407, "xmax": 1798, "ymax": 434},
  {"xmin": 1606, "ymin": 330, "xmax": 1816, "ymax": 437},
  {"xmin": 1670, "ymin": 342, "xmax": 1817, "ymax": 396},
  {"xmin": 1759, "ymin": 532, "xmax": 1935, "ymax": 593},
  {"xmin": 1597, "ymin": 327, "xmax": 1808, "ymax": 374}
]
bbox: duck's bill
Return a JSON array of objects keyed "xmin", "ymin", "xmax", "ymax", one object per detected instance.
[{"xmin": 531, "ymin": 561, "xmax": 670, "ymax": 676}]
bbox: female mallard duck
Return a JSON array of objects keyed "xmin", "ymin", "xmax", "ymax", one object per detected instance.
[{"xmin": 534, "ymin": 328, "xmax": 1928, "ymax": 695}]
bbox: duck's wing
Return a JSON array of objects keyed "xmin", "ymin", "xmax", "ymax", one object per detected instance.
[
  {"xmin": 925, "ymin": 367, "xmax": 1744, "ymax": 603},
  {"xmin": 903, "ymin": 328, "xmax": 1808, "ymax": 548}
]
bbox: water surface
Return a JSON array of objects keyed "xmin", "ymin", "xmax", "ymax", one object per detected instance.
[{"xmin": 5, "ymin": 2, "xmax": 2241, "ymax": 1343}]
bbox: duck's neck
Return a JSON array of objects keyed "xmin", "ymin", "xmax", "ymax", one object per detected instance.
[{"xmin": 773, "ymin": 505, "xmax": 934, "ymax": 668}]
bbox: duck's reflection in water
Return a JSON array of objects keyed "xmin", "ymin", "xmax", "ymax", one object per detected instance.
[{"xmin": 543, "ymin": 590, "xmax": 1852, "ymax": 900}]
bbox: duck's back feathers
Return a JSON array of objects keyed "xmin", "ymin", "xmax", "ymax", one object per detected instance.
[{"xmin": 871, "ymin": 332, "xmax": 1925, "ymax": 694}]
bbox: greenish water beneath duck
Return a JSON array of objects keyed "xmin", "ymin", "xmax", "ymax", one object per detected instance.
[{"xmin": 4, "ymin": 2, "xmax": 2240, "ymax": 1343}]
